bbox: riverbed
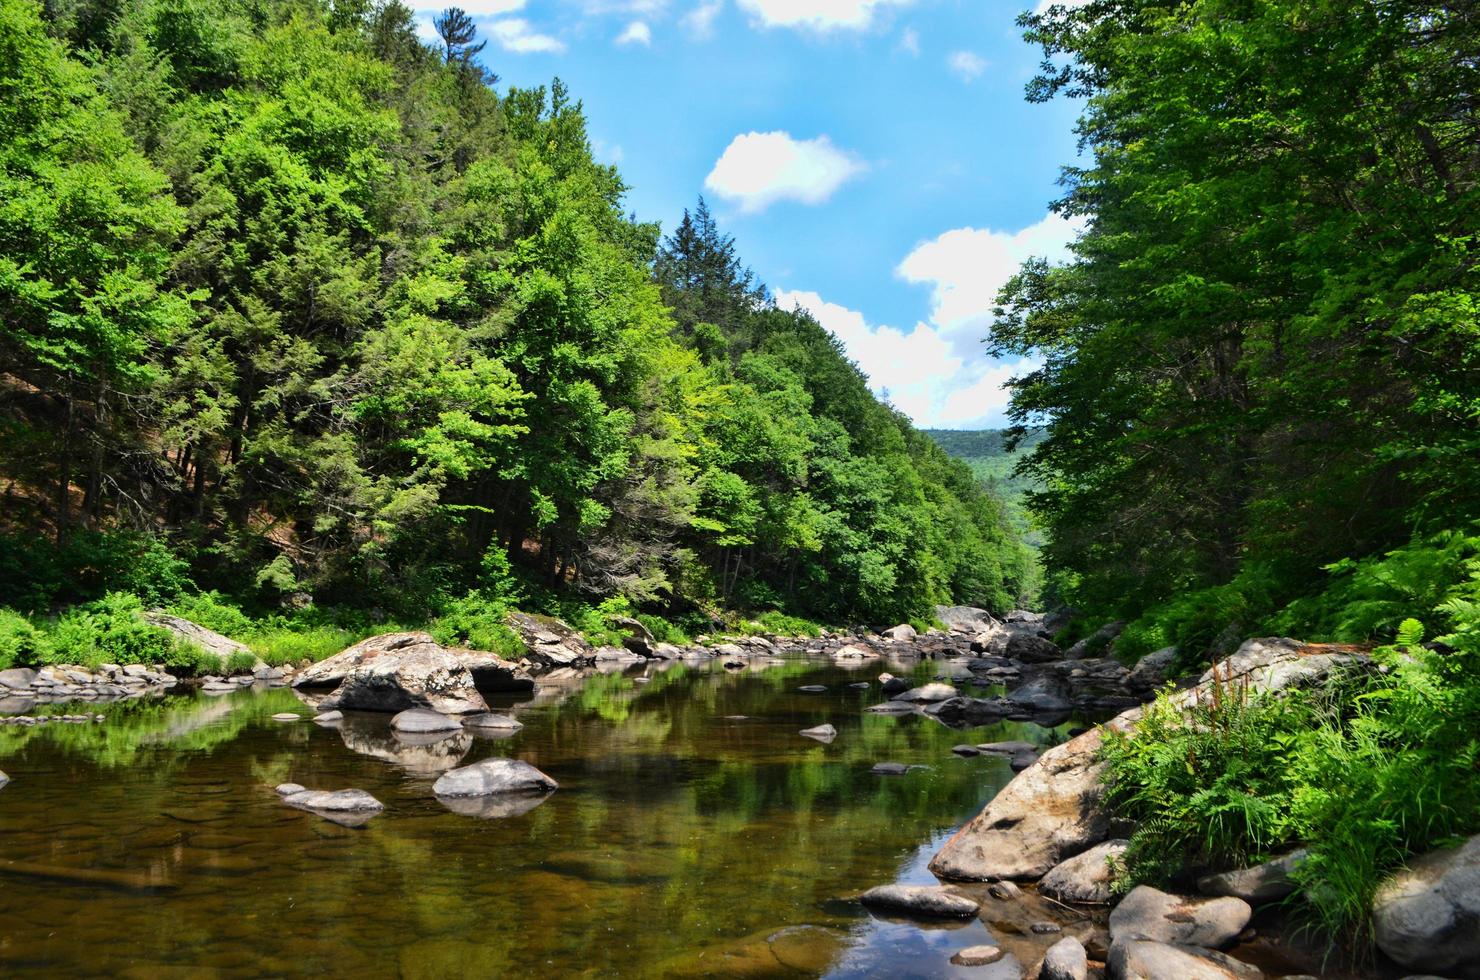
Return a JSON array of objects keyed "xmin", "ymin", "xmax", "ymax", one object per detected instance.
[{"xmin": 0, "ymin": 656, "xmax": 1085, "ymax": 977}]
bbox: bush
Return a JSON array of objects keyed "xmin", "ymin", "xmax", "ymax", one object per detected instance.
[
  {"xmin": 167, "ymin": 591, "xmax": 254, "ymax": 638},
  {"xmin": 636, "ymin": 613, "xmax": 690, "ymax": 646},
  {"xmin": 0, "ymin": 530, "xmax": 193, "ymax": 612},
  {"xmin": 0, "ymin": 609, "xmax": 47, "ymax": 669},
  {"xmin": 430, "ymin": 592, "xmax": 523, "ymax": 658},
  {"xmin": 45, "ymin": 593, "xmax": 178, "ymax": 668},
  {"xmin": 744, "ymin": 610, "xmax": 824, "ymax": 638}
]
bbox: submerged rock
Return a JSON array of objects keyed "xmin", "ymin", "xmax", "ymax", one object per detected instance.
[
  {"xmin": 1372, "ymin": 833, "xmax": 1480, "ymax": 973},
  {"xmin": 799, "ymin": 723, "xmax": 837, "ymax": 742},
  {"xmin": 432, "ymin": 758, "xmax": 558, "ymax": 798},
  {"xmin": 274, "ymin": 783, "xmax": 306, "ymax": 796},
  {"xmin": 282, "ymin": 788, "xmax": 384, "ymax": 812},
  {"xmin": 894, "ymin": 682, "xmax": 958, "ymax": 703},
  {"xmin": 870, "ymin": 762, "xmax": 910, "ymax": 776},
  {"xmin": 859, "ymin": 884, "xmax": 980, "ymax": 919},
  {"xmin": 462, "ymin": 713, "xmax": 524, "ymax": 732},
  {"xmin": 313, "ymin": 710, "xmax": 344, "ymax": 724},
  {"xmin": 1108, "ymin": 886, "xmax": 1250, "ymax": 948}
]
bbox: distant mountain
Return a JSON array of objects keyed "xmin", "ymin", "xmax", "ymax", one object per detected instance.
[{"xmin": 924, "ymin": 429, "xmax": 1045, "ymax": 545}]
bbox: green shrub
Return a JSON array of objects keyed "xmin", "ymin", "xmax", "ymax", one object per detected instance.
[
  {"xmin": 430, "ymin": 592, "xmax": 523, "ymax": 658},
  {"xmin": 745, "ymin": 610, "xmax": 824, "ymax": 638},
  {"xmin": 0, "ymin": 608, "xmax": 47, "ymax": 669},
  {"xmin": 636, "ymin": 613, "xmax": 690, "ymax": 646},
  {"xmin": 167, "ymin": 591, "xmax": 254, "ymax": 638},
  {"xmin": 221, "ymin": 651, "xmax": 260, "ymax": 676},
  {"xmin": 46, "ymin": 593, "xmax": 178, "ymax": 668},
  {"xmin": 0, "ymin": 530, "xmax": 193, "ymax": 612}
]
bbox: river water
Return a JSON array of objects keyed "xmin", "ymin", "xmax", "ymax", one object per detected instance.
[{"xmin": 0, "ymin": 656, "xmax": 1084, "ymax": 977}]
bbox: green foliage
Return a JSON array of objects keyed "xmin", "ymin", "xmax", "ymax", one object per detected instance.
[
  {"xmin": 44, "ymin": 592, "xmax": 177, "ymax": 668},
  {"xmin": 429, "ymin": 591, "xmax": 523, "ymax": 658},
  {"xmin": 166, "ymin": 591, "xmax": 254, "ymax": 638},
  {"xmin": 996, "ymin": 0, "xmax": 1480, "ymax": 631},
  {"xmin": 0, "ymin": 608, "xmax": 46, "ymax": 670},
  {"xmin": 745, "ymin": 610, "xmax": 824, "ymax": 638},
  {"xmin": 0, "ymin": 530, "xmax": 193, "ymax": 612}
]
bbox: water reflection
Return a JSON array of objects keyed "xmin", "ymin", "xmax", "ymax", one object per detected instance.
[{"xmin": 0, "ymin": 656, "xmax": 1086, "ymax": 977}]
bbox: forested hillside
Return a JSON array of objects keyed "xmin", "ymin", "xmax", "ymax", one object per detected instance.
[
  {"xmin": 0, "ymin": 0, "xmax": 1033, "ymax": 633},
  {"xmin": 994, "ymin": 0, "xmax": 1480, "ymax": 658},
  {"xmin": 923, "ymin": 428, "xmax": 1045, "ymax": 546}
]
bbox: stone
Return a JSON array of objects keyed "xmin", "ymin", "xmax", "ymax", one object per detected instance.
[
  {"xmin": 608, "ymin": 615, "xmax": 655, "ymax": 657},
  {"xmin": 800, "ymin": 724, "xmax": 837, "ymax": 742},
  {"xmin": 988, "ymin": 880, "xmax": 1021, "ymax": 901},
  {"xmin": 893, "ymin": 682, "xmax": 959, "ymax": 703},
  {"xmin": 1031, "ymin": 922, "xmax": 1062, "ymax": 934},
  {"xmin": 390, "ymin": 708, "xmax": 463, "ymax": 733},
  {"xmin": 1006, "ymin": 632, "xmax": 1063, "ymax": 663},
  {"xmin": 1005, "ymin": 675, "xmax": 1072, "ymax": 714},
  {"xmin": 880, "ymin": 675, "xmax": 910, "ymax": 696},
  {"xmin": 863, "ymin": 701, "xmax": 918, "ymax": 714},
  {"xmin": 275, "ymin": 783, "xmax": 306, "ymax": 796},
  {"xmin": 871, "ymin": 762, "xmax": 910, "ymax": 776},
  {"xmin": 1040, "ymin": 840, "xmax": 1129, "ymax": 904},
  {"xmin": 951, "ymin": 744, "xmax": 981, "ymax": 757},
  {"xmin": 797, "ymin": 685, "xmax": 827, "ymax": 693},
  {"xmin": 881, "ymin": 624, "xmax": 918, "ymax": 642},
  {"xmin": 951, "ymin": 945, "xmax": 1004, "ymax": 966},
  {"xmin": 1105, "ymin": 939, "xmax": 1262, "ymax": 979},
  {"xmin": 858, "ymin": 884, "xmax": 980, "ymax": 919},
  {"xmin": 833, "ymin": 644, "xmax": 878, "ymax": 661},
  {"xmin": 1372, "ymin": 833, "xmax": 1480, "ymax": 973},
  {"xmin": 1108, "ymin": 886, "xmax": 1251, "ymax": 948},
  {"xmin": 507, "ymin": 613, "xmax": 592, "ymax": 667},
  {"xmin": 931, "ymin": 726, "xmax": 1110, "ymax": 881},
  {"xmin": 311, "ymin": 635, "xmax": 489, "ymax": 715},
  {"xmin": 0, "ymin": 769, "xmax": 8, "ymax": 789},
  {"xmin": 1066, "ymin": 621, "xmax": 1126, "ymax": 659},
  {"xmin": 977, "ymin": 740, "xmax": 1038, "ymax": 755},
  {"xmin": 313, "ymin": 710, "xmax": 344, "ymax": 724},
  {"xmin": 1040, "ymin": 936, "xmax": 1089, "ymax": 980},
  {"xmin": 1009, "ymin": 751, "xmax": 1038, "ymax": 772},
  {"xmin": 935, "ymin": 605, "xmax": 1000, "ymax": 634},
  {"xmin": 1127, "ymin": 646, "xmax": 1180, "ymax": 692},
  {"xmin": 1197, "ymin": 850, "xmax": 1306, "ymax": 903},
  {"xmin": 462, "ymin": 713, "xmax": 524, "ymax": 732},
  {"xmin": 0, "ymin": 667, "xmax": 37, "ymax": 690},
  {"xmin": 144, "ymin": 613, "xmax": 263, "ymax": 673},
  {"xmin": 294, "ymin": 631, "xmax": 526, "ymax": 699},
  {"xmin": 282, "ymin": 788, "xmax": 384, "ymax": 812},
  {"xmin": 431, "ymin": 758, "xmax": 558, "ymax": 798}
]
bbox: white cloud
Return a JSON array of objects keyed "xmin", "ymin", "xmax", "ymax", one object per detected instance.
[
  {"xmin": 429, "ymin": 0, "xmax": 525, "ymax": 15},
  {"xmin": 583, "ymin": 0, "xmax": 668, "ymax": 11},
  {"xmin": 897, "ymin": 212, "xmax": 1083, "ymax": 334},
  {"xmin": 775, "ymin": 289, "xmax": 1036, "ymax": 428},
  {"xmin": 615, "ymin": 20, "xmax": 652, "ymax": 45},
  {"xmin": 683, "ymin": 0, "xmax": 723, "ymax": 37},
  {"xmin": 1033, "ymin": 0, "xmax": 1091, "ymax": 13},
  {"xmin": 737, "ymin": 0, "xmax": 912, "ymax": 31},
  {"xmin": 486, "ymin": 17, "xmax": 565, "ymax": 53},
  {"xmin": 705, "ymin": 131, "xmax": 865, "ymax": 212},
  {"xmin": 898, "ymin": 26, "xmax": 920, "ymax": 55},
  {"xmin": 947, "ymin": 50, "xmax": 987, "ymax": 81}
]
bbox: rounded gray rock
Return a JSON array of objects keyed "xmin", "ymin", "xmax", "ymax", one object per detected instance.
[
  {"xmin": 390, "ymin": 708, "xmax": 463, "ymax": 733},
  {"xmin": 1040, "ymin": 936, "xmax": 1088, "ymax": 980},
  {"xmin": 275, "ymin": 782, "xmax": 306, "ymax": 796},
  {"xmin": 799, "ymin": 724, "xmax": 837, "ymax": 741},
  {"xmin": 1373, "ymin": 833, "xmax": 1480, "ymax": 973},
  {"xmin": 431, "ymin": 758, "xmax": 558, "ymax": 798},
  {"xmin": 858, "ymin": 884, "xmax": 980, "ymax": 919},
  {"xmin": 282, "ymin": 788, "xmax": 384, "ymax": 812},
  {"xmin": 270, "ymin": 712, "xmax": 301, "ymax": 722},
  {"xmin": 1040, "ymin": 839, "xmax": 1129, "ymax": 904},
  {"xmin": 1108, "ymin": 886, "xmax": 1251, "ymax": 949},
  {"xmin": 1106, "ymin": 938, "xmax": 1261, "ymax": 979}
]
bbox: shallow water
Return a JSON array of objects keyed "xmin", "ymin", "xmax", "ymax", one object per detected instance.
[{"xmin": 0, "ymin": 656, "xmax": 1081, "ymax": 977}]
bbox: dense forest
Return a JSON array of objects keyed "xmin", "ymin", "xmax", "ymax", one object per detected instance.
[
  {"xmin": 994, "ymin": 0, "xmax": 1480, "ymax": 657},
  {"xmin": 0, "ymin": 0, "xmax": 1034, "ymax": 637},
  {"xmin": 921, "ymin": 428, "xmax": 1045, "ymax": 547}
]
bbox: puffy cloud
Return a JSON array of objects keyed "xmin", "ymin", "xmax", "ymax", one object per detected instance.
[
  {"xmin": 682, "ymin": 0, "xmax": 723, "ymax": 37},
  {"xmin": 897, "ymin": 212, "xmax": 1083, "ymax": 335},
  {"xmin": 898, "ymin": 26, "xmax": 920, "ymax": 55},
  {"xmin": 705, "ymin": 131, "xmax": 865, "ymax": 212},
  {"xmin": 737, "ymin": 0, "xmax": 912, "ymax": 31},
  {"xmin": 946, "ymin": 50, "xmax": 987, "ymax": 81},
  {"xmin": 434, "ymin": 0, "xmax": 525, "ymax": 15},
  {"xmin": 615, "ymin": 20, "xmax": 653, "ymax": 44},
  {"xmin": 485, "ymin": 17, "xmax": 566, "ymax": 53},
  {"xmin": 775, "ymin": 289, "xmax": 1036, "ymax": 428}
]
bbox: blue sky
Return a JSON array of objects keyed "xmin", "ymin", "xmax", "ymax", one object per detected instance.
[{"xmin": 416, "ymin": 0, "xmax": 1085, "ymax": 428}]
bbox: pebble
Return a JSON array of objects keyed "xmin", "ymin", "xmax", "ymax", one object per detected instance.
[{"xmin": 950, "ymin": 945, "xmax": 1004, "ymax": 967}]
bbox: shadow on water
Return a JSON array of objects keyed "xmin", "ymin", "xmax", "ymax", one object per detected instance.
[{"xmin": 0, "ymin": 657, "xmax": 1087, "ymax": 977}]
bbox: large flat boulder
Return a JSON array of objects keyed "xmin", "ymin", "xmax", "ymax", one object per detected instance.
[
  {"xmin": 310, "ymin": 635, "xmax": 489, "ymax": 714},
  {"xmin": 144, "ymin": 613, "xmax": 263, "ymax": 673},
  {"xmin": 1372, "ymin": 833, "xmax": 1480, "ymax": 973},
  {"xmin": 508, "ymin": 613, "xmax": 592, "ymax": 667},
  {"xmin": 858, "ymin": 885, "xmax": 980, "ymax": 919},
  {"xmin": 936, "ymin": 605, "xmax": 999, "ymax": 634},
  {"xmin": 432, "ymin": 758, "xmax": 558, "ymax": 798},
  {"xmin": 1197, "ymin": 850, "xmax": 1305, "ymax": 903},
  {"xmin": 930, "ymin": 726, "xmax": 1111, "ymax": 881},
  {"xmin": 1106, "ymin": 939, "xmax": 1262, "ymax": 980}
]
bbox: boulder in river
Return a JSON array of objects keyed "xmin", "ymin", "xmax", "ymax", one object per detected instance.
[
  {"xmin": 0, "ymin": 668, "xmax": 37, "ymax": 690},
  {"xmin": 893, "ymin": 682, "xmax": 958, "ymax": 703},
  {"xmin": 1005, "ymin": 632, "xmax": 1063, "ymax": 663},
  {"xmin": 870, "ymin": 762, "xmax": 910, "ymax": 776},
  {"xmin": 275, "ymin": 783, "xmax": 305, "ymax": 796},
  {"xmin": 1106, "ymin": 939, "xmax": 1261, "ymax": 980},
  {"xmin": 302, "ymin": 633, "xmax": 490, "ymax": 715},
  {"xmin": 390, "ymin": 708, "xmax": 463, "ymax": 733},
  {"xmin": 881, "ymin": 624, "xmax": 917, "ymax": 641},
  {"xmin": 1108, "ymin": 885, "xmax": 1250, "ymax": 948},
  {"xmin": 1126, "ymin": 646, "xmax": 1179, "ymax": 693},
  {"xmin": 833, "ymin": 644, "xmax": 878, "ymax": 661},
  {"xmin": 1040, "ymin": 936, "xmax": 1089, "ymax": 980},
  {"xmin": 1372, "ymin": 833, "xmax": 1480, "ymax": 974},
  {"xmin": 1039, "ymin": 839, "xmax": 1128, "ymax": 905},
  {"xmin": 858, "ymin": 884, "xmax": 980, "ymax": 919},
  {"xmin": 432, "ymin": 758, "xmax": 558, "ymax": 798},
  {"xmin": 281, "ymin": 787, "xmax": 385, "ymax": 826},
  {"xmin": 934, "ymin": 605, "xmax": 999, "ymax": 634},
  {"xmin": 950, "ymin": 945, "xmax": 1003, "ymax": 966},
  {"xmin": 508, "ymin": 613, "xmax": 592, "ymax": 667},
  {"xmin": 462, "ymin": 713, "xmax": 524, "ymax": 732},
  {"xmin": 800, "ymin": 723, "xmax": 837, "ymax": 742}
]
